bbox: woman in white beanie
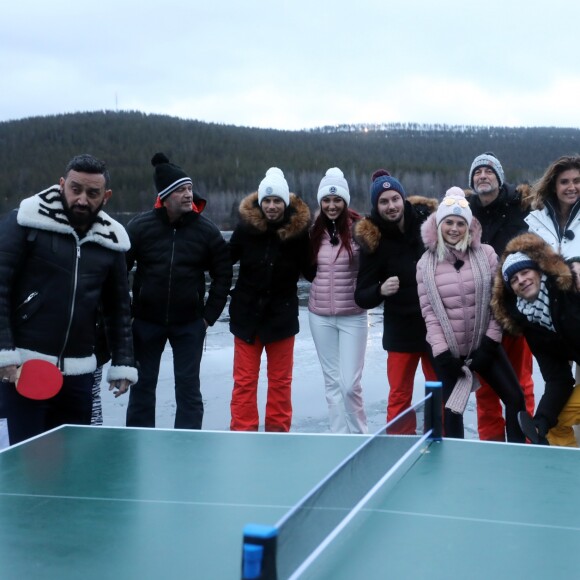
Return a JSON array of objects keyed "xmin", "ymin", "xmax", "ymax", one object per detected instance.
[
  {"xmin": 416, "ymin": 187, "xmax": 527, "ymax": 441},
  {"xmin": 308, "ymin": 168, "xmax": 368, "ymax": 433}
]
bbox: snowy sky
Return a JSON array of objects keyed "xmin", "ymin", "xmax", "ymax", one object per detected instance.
[{"xmin": 2, "ymin": 0, "xmax": 580, "ymax": 130}]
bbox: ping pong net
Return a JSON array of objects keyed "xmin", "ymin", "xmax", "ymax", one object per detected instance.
[{"xmin": 241, "ymin": 381, "xmax": 442, "ymax": 580}]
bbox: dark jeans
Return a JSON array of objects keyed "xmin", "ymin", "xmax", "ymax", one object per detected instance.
[
  {"xmin": 434, "ymin": 346, "xmax": 526, "ymax": 443},
  {"xmin": 126, "ymin": 318, "xmax": 206, "ymax": 429},
  {"xmin": 472, "ymin": 347, "xmax": 526, "ymax": 443},
  {"xmin": 1, "ymin": 373, "xmax": 93, "ymax": 445}
]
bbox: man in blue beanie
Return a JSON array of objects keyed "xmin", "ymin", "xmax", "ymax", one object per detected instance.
[
  {"xmin": 355, "ymin": 170, "xmax": 438, "ymax": 433},
  {"xmin": 493, "ymin": 233, "xmax": 580, "ymax": 446}
]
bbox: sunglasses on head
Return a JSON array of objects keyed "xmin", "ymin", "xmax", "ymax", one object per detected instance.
[{"xmin": 443, "ymin": 197, "xmax": 469, "ymax": 208}]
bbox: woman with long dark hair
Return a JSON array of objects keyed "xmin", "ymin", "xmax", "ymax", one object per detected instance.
[
  {"xmin": 525, "ymin": 155, "xmax": 580, "ymax": 392},
  {"xmin": 308, "ymin": 168, "xmax": 368, "ymax": 433},
  {"xmin": 525, "ymin": 154, "xmax": 580, "ymax": 259}
]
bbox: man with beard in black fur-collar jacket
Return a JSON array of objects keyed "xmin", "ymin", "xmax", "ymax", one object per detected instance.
[
  {"xmin": 0, "ymin": 154, "xmax": 137, "ymax": 445},
  {"xmin": 228, "ymin": 167, "xmax": 312, "ymax": 432},
  {"xmin": 354, "ymin": 169, "xmax": 438, "ymax": 434}
]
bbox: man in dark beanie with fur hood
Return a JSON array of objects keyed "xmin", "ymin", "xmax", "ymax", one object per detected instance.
[
  {"xmin": 228, "ymin": 167, "xmax": 312, "ymax": 432},
  {"xmin": 125, "ymin": 153, "xmax": 232, "ymax": 430},
  {"xmin": 492, "ymin": 232, "xmax": 580, "ymax": 446},
  {"xmin": 467, "ymin": 151, "xmax": 535, "ymax": 442},
  {"xmin": 354, "ymin": 169, "xmax": 438, "ymax": 433}
]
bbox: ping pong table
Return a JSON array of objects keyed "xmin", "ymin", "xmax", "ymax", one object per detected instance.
[{"xmin": 0, "ymin": 423, "xmax": 578, "ymax": 579}]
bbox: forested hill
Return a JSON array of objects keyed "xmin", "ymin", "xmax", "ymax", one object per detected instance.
[{"xmin": 1, "ymin": 111, "xmax": 579, "ymax": 228}]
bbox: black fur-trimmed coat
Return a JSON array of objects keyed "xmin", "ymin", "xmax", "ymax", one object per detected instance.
[
  {"xmin": 354, "ymin": 196, "xmax": 438, "ymax": 352},
  {"xmin": 0, "ymin": 186, "xmax": 136, "ymax": 382},
  {"xmin": 228, "ymin": 192, "xmax": 311, "ymax": 344},
  {"xmin": 492, "ymin": 233, "xmax": 580, "ymax": 426}
]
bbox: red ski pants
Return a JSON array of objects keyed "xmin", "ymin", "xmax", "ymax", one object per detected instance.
[
  {"xmin": 386, "ymin": 351, "xmax": 437, "ymax": 434},
  {"xmin": 231, "ymin": 335, "xmax": 294, "ymax": 432}
]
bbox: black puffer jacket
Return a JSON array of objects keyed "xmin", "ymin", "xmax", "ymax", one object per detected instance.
[
  {"xmin": 126, "ymin": 206, "xmax": 232, "ymax": 326},
  {"xmin": 468, "ymin": 183, "xmax": 531, "ymax": 256},
  {"xmin": 0, "ymin": 186, "xmax": 136, "ymax": 379},
  {"xmin": 354, "ymin": 196, "xmax": 437, "ymax": 352},
  {"xmin": 229, "ymin": 192, "xmax": 311, "ymax": 344}
]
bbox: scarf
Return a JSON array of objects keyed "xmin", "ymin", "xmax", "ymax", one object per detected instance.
[
  {"xmin": 423, "ymin": 245, "xmax": 492, "ymax": 414},
  {"xmin": 516, "ymin": 274, "xmax": 555, "ymax": 332}
]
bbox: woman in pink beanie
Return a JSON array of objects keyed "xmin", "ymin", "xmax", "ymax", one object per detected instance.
[{"xmin": 416, "ymin": 187, "xmax": 528, "ymax": 442}]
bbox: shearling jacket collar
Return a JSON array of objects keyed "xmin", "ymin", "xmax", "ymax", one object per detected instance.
[
  {"xmin": 238, "ymin": 191, "xmax": 310, "ymax": 241},
  {"xmin": 17, "ymin": 186, "xmax": 130, "ymax": 252}
]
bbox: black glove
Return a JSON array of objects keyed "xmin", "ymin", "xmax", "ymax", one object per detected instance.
[
  {"xmin": 434, "ymin": 350, "xmax": 464, "ymax": 381},
  {"xmin": 534, "ymin": 416, "xmax": 550, "ymax": 441},
  {"xmin": 517, "ymin": 411, "xmax": 550, "ymax": 445},
  {"xmin": 469, "ymin": 336, "xmax": 500, "ymax": 372}
]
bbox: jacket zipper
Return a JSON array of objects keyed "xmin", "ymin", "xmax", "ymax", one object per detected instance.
[
  {"xmin": 559, "ymin": 214, "xmax": 575, "ymax": 254},
  {"xmin": 165, "ymin": 229, "xmax": 177, "ymax": 324},
  {"xmin": 58, "ymin": 243, "xmax": 81, "ymax": 371}
]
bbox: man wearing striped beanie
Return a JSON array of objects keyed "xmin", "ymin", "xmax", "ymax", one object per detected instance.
[{"xmin": 125, "ymin": 153, "xmax": 232, "ymax": 431}]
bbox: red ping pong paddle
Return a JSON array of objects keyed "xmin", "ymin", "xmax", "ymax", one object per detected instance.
[{"xmin": 15, "ymin": 360, "xmax": 63, "ymax": 400}]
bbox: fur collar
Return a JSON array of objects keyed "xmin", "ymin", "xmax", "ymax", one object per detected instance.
[
  {"xmin": 238, "ymin": 191, "xmax": 310, "ymax": 241},
  {"xmin": 17, "ymin": 186, "xmax": 130, "ymax": 252},
  {"xmin": 354, "ymin": 195, "xmax": 437, "ymax": 253},
  {"xmin": 407, "ymin": 195, "xmax": 439, "ymax": 214},
  {"xmin": 491, "ymin": 233, "xmax": 573, "ymax": 335},
  {"xmin": 420, "ymin": 212, "xmax": 483, "ymax": 252}
]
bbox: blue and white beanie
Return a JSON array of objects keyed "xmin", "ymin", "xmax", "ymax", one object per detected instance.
[
  {"xmin": 258, "ymin": 167, "xmax": 290, "ymax": 206},
  {"xmin": 469, "ymin": 152, "xmax": 505, "ymax": 189},
  {"xmin": 502, "ymin": 251, "xmax": 539, "ymax": 286},
  {"xmin": 317, "ymin": 167, "xmax": 350, "ymax": 205}
]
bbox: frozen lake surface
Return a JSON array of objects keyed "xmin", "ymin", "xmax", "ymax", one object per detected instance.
[{"xmin": 101, "ymin": 285, "xmax": 550, "ymax": 438}]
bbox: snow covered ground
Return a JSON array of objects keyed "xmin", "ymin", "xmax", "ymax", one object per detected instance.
[{"xmin": 101, "ymin": 283, "xmax": 558, "ymax": 440}]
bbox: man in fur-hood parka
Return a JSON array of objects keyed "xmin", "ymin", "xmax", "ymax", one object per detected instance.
[
  {"xmin": 492, "ymin": 232, "xmax": 580, "ymax": 445},
  {"xmin": 228, "ymin": 167, "xmax": 312, "ymax": 432}
]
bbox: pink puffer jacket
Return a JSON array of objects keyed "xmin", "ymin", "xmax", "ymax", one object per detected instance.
[
  {"xmin": 308, "ymin": 234, "xmax": 365, "ymax": 316},
  {"xmin": 416, "ymin": 214, "xmax": 502, "ymax": 357}
]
